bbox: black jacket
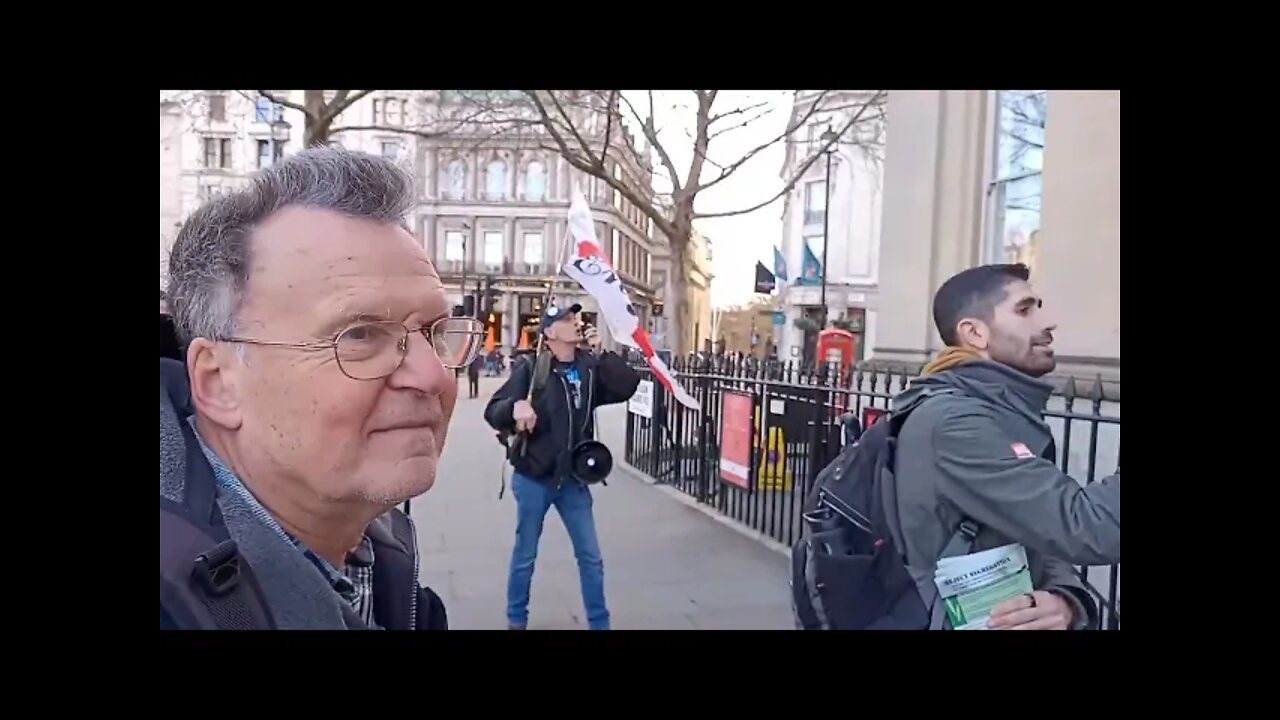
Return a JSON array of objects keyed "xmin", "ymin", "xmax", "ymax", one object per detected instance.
[
  {"xmin": 160, "ymin": 358, "xmax": 448, "ymax": 630},
  {"xmin": 484, "ymin": 349, "xmax": 640, "ymax": 482},
  {"xmin": 160, "ymin": 314, "xmax": 183, "ymax": 362}
]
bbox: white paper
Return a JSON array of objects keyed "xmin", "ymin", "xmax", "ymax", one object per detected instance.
[{"xmin": 934, "ymin": 543, "xmax": 1034, "ymax": 630}]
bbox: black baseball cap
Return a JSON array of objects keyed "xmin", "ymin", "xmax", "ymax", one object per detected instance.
[{"xmin": 540, "ymin": 302, "xmax": 582, "ymax": 333}]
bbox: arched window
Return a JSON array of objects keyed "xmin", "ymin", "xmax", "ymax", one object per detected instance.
[
  {"xmin": 448, "ymin": 160, "xmax": 466, "ymax": 200},
  {"xmin": 486, "ymin": 159, "xmax": 507, "ymax": 200},
  {"xmin": 525, "ymin": 160, "xmax": 546, "ymax": 202}
]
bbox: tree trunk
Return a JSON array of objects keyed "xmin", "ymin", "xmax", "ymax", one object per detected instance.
[
  {"xmin": 663, "ymin": 217, "xmax": 693, "ymax": 357},
  {"xmin": 670, "ymin": 247, "xmax": 691, "ymax": 357},
  {"xmin": 303, "ymin": 90, "xmax": 332, "ymax": 146},
  {"xmin": 660, "ymin": 201, "xmax": 698, "ymax": 357}
]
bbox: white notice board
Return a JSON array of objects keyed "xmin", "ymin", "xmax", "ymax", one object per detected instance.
[{"xmin": 628, "ymin": 379, "xmax": 654, "ymax": 418}]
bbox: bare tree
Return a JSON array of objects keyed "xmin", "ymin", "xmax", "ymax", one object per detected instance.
[
  {"xmin": 999, "ymin": 90, "xmax": 1047, "ymax": 212},
  {"xmin": 159, "ymin": 89, "xmax": 887, "ymax": 355},
  {"xmin": 251, "ymin": 90, "xmax": 378, "ymax": 146},
  {"xmin": 473, "ymin": 89, "xmax": 887, "ymax": 355}
]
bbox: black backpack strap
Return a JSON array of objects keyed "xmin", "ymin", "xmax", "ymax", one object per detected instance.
[
  {"xmin": 159, "ymin": 503, "xmax": 273, "ymax": 630},
  {"xmin": 159, "ymin": 419, "xmax": 274, "ymax": 630},
  {"xmin": 881, "ymin": 399, "xmax": 983, "ymax": 558},
  {"xmin": 938, "ymin": 518, "xmax": 982, "ymax": 559},
  {"xmin": 883, "ymin": 404, "xmax": 984, "ymax": 561},
  {"xmin": 790, "ymin": 541, "xmax": 824, "ymax": 630},
  {"xmin": 502, "ymin": 352, "xmax": 552, "ymax": 487}
]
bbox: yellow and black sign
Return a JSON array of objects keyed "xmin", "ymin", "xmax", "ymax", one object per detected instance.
[{"xmin": 752, "ymin": 406, "xmax": 792, "ymax": 491}]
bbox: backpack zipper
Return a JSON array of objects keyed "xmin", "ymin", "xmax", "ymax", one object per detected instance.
[{"xmin": 405, "ymin": 512, "xmax": 420, "ymax": 629}]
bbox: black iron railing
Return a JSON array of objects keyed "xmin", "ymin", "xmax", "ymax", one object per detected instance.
[{"xmin": 623, "ymin": 355, "xmax": 1120, "ymax": 630}]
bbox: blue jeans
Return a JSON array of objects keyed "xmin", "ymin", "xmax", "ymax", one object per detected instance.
[{"xmin": 507, "ymin": 471, "xmax": 610, "ymax": 630}]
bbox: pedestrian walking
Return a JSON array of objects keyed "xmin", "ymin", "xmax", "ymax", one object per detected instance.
[
  {"xmin": 161, "ymin": 147, "xmax": 484, "ymax": 630},
  {"xmin": 484, "ymin": 303, "xmax": 640, "ymax": 630},
  {"xmin": 486, "ymin": 348, "xmax": 499, "ymax": 377},
  {"xmin": 467, "ymin": 353, "xmax": 484, "ymax": 398},
  {"xmin": 891, "ymin": 263, "xmax": 1120, "ymax": 630}
]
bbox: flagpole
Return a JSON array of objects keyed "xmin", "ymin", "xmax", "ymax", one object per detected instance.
[
  {"xmin": 556, "ymin": 193, "xmax": 607, "ymax": 443},
  {"xmin": 525, "ymin": 220, "xmax": 575, "ymax": 403}
]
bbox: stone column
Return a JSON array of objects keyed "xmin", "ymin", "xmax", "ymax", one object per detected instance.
[
  {"xmin": 504, "ymin": 216, "xmax": 515, "ymax": 269},
  {"xmin": 873, "ymin": 90, "xmax": 991, "ymax": 364},
  {"xmin": 423, "ymin": 147, "xmax": 437, "ymax": 199},
  {"xmin": 1035, "ymin": 90, "xmax": 1121, "ymax": 379},
  {"xmin": 505, "ymin": 290, "xmax": 517, "ymax": 349}
]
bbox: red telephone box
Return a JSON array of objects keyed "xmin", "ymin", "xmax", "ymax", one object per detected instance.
[{"xmin": 816, "ymin": 328, "xmax": 858, "ymax": 376}]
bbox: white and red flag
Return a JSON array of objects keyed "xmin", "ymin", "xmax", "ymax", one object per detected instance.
[{"xmin": 562, "ymin": 188, "xmax": 701, "ymax": 411}]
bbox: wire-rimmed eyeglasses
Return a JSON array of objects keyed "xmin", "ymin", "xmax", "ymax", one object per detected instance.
[{"xmin": 219, "ymin": 316, "xmax": 486, "ymax": 381}]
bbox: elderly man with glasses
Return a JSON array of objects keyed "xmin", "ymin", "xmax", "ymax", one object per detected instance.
[{"xmin": 160, "ymin": 147, "xmax": 482, "ymax": 630}]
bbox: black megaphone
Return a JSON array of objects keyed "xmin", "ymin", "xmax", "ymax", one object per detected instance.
[{"xmin": 568, "ymin": 440, "xmax": 613, "ymax": 485}]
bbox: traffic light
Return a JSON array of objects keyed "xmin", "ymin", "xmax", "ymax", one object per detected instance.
[
  {"xmin": 653, "ymin": 301, "xmax": 665, "ymax": 317},
  {"xmin": 483, "ymin": 274, "xmax": 500, "ymax": 313}
]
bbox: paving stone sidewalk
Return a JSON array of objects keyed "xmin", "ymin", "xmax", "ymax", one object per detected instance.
[{"xmin": 411, "ymin": 376, "xmax": 794, "ymax": 630}]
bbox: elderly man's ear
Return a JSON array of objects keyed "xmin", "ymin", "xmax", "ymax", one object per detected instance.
[{"xmin": 187, "ymin": 339, "xmax": 245, "ymax": 431}]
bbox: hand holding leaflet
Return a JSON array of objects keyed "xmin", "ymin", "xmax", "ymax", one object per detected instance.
[{"xmin": 934, "ymin": 543, "xmax": 1034, "ymax": 630}]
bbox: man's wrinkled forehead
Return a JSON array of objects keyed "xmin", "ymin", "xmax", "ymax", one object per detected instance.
[{"xmin": 246, "ymin": 206, "xmax": 442, "ymax": 324}]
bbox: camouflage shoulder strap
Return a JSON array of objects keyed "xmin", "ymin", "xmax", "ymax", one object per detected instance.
[{"xmin": 529, "ymin": 349, "xmax": 554, "ymax": 402}]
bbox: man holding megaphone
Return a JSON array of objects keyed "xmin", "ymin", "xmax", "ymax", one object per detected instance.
[{"xmin": 485, "ymin": 302, "xmax": 640, "ymax": 630}]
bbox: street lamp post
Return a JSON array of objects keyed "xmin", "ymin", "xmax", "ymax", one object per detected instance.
[
  {"xmin": 819, "ymin": 125, "xmax": 838, "ymax": 331},
  {"xmin": 460, "ymin": 222, "xmax": 471, "ymax": 316},
  {"xmin": 268, "ymin": 105, "xmax": 289, "ymax": 168}
]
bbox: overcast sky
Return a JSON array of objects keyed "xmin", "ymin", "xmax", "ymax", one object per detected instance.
[{"xmin": 619, "ymin": 91, "xmax": 792, "ymax": 308}]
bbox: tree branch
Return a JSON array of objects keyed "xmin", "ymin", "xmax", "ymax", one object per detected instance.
[
  {"xmin": 693, "ymin": 91, "xmax": 885, "ymax": 220},
  {"xmin": 693, "ymin": 90, "xmax": 879, "ymax": 196},
  {"xmin": 529, "ymin": 101, "xmax": 676, "ymax": 238},
  {"xmin": 527, "ymin": 93, "xmax": 588, "ymax": 169},
  {"xmin": 618, "ymin": 92, "xmax": 682, "ymax": 195},
  {"xmin": 325, "ymin": 89, "xmax": 376, "ymax": 122},
  {"xmin": 328, "ymin": 124, "xmax": 459, "ymax": 138},
  {"xmin": 330, "ymin": 101, "xmax": 542, "ymax": 139},
  {"xmin": 547, "ymin": 92, "xmax": 601, "ymax": 169},
  {"xmin": 707, "ymin": 100, "xmax": 769, "ymax": 126},
  {"xmin": 1006, "ymin": 130, "xmax": 1044, "ymax": 149},
  {"xmin": 681, "ymin": 91, "xmax": 714, "ymax": 201},
  {"xmin": 256, "ymin": 90, "xmax": 310, "ymax": 117},
  {"xmin": 707, "ymin": 105, "xmax": 775, "ymax": 142},
  {"xmin": 599, "ymin": 90, "xmax": 618, "ymax": 172}
]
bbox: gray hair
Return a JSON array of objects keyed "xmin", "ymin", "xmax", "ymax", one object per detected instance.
[{"xmin": 167, "ymin": 146, "xmax": 416, "ymax": 345}]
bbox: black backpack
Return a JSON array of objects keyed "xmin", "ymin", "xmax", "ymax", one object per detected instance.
[
  {"xmin": 790, "ymin": 409, "xmax": 980, "ymax": 630},
  {"xmin": 160, "ymin": 417, "xmax": 275, "ymax": 630}
]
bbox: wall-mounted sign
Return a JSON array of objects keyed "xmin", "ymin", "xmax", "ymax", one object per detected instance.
[
  {"xmin": 628, "ymin": 379, "xmax": 654, "ymax": 419},
  {"xmin": 720, "ymin": 392, "xmax": 754, "ymax": 489}
]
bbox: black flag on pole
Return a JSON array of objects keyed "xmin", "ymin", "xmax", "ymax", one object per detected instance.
[{"xmin": 754, "ymin": 261, "xmax": 776, "ymax": 294}]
